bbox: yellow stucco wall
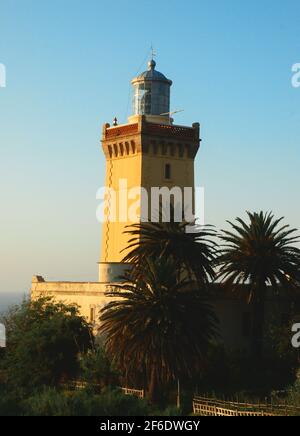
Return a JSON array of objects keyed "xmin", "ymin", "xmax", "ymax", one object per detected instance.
[
  {"xmin": 100, "ymin": 116, "xmax": 199, "ymax": 265},
  {"xmin": 100, "ymin": 152, "xmax": 143, "ymax": 263},
  {"xmin": 31, "ymin": 278, "xmax": 109, "ymax": 324}
]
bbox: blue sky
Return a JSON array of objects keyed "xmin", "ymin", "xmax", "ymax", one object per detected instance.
[{"xmin": 0, "ymin": 0, "xmax": 300, "ymax": 296}]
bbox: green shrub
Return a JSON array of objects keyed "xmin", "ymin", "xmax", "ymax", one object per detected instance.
[
  {"xmin": 79, "ymin": 346, "xmax": 119, "ymax": 389},
  {"xmin": 24, "ymin": 388, "xmax": 71, "ymax": 416},
  {"xmin": 1, "ymin": 297, "xmax": 93, "ymax": 394},
  {"xmin": 0, "ymin": 390, "xmax": 24, "ymax": 416},
  {"xmin": 23, "ymin": 387, "xmax": 149, "ymax": 416},
  {"xmin": 158, "ymin": 406, "xmax": 183, "ymax": 416}
]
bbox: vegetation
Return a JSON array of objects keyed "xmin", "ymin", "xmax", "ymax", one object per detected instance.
[
  {"xmin": 0, "ymin": 296, "xmax": 93, "ymax": 393},
  {"xmin": 1, "ymin": 210, "xmax": 300, "ymax": 415},
  {"xmin": 217, "ymin": 211, "xmax": 300, "ymax": 357},
  {"xmin": 267, "ymin": 306, "xmax": 300, "ymax": 386},
  {"xmin": 0, "ymin": 386, "xmax": 149, "ymax": 416},
  {"xmin": 272, "ymin": 380, "xmax": 300, "ymax": 413},
  {"xmin": 80, "ymin": 344, "xmax": 119, "ymax": 388},
  {"xmin": 194, "ymin": 343, "xmax": 298, "ymax": 397},
  {"xmin": 122, "ymin": 219, "xmax": 217, "ymax": 288},
  {"xmin": 100, "ymin": 257, "xmax": 218, "ymax": 403}
]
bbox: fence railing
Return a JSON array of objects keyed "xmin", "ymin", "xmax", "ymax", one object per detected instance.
[
  {"xmin": 63, "ymin": 380, "xmax": 144, "ymax": 399},
  {"xmin": 121, "ymin": 387, "xmax": 144, "ymax": 399},
  {"xmin": 193, "ymin": 396, "xmax": 299, "ymax": 417},
  {"xmin": 193, "ymin": 401, "xmax": 275, "ymax": 416}
]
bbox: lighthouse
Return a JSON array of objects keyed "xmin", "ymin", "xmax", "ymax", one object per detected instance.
[{"xmin": 99, "ymin": 59, "xmax": 201, "ymax": 283}]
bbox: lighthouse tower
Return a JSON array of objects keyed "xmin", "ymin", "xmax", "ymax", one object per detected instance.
[{"xmin": 99, "ymin": 59, "xmax": 200, "ymax": 283}]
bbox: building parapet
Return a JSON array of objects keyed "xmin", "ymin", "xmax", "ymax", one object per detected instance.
[{"xmin": 102, "ymin": 117, "xmax": 200, "ymax": 160}]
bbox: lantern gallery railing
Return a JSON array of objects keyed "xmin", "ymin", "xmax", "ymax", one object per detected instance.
[{"xmin": 103, "ymin": 121, "xmax": 198, "ymax": 142}]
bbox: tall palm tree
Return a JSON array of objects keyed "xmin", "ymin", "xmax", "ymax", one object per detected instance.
[
  {"xmin": 217, "ymin": 211, "xmax": 300, "ymax": 357},
  {"xmin": 122, "ymin": 219, "xmax": 217, "ymax": 289},
  {"xmin": 100, "ymin": 258, "xmax": 218, "ymax": 403}
]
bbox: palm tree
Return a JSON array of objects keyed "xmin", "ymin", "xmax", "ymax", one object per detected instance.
[
  {"xmin": 99, "ymin": 258, "xmax": 218, "ymax": 403},
  {"xmin": 217, "ymin": 211, "xmax": 300, "ymax": 358},
  {"xmin": 122, "ymin": 219, "xmax": 217, "ymax": 289}
]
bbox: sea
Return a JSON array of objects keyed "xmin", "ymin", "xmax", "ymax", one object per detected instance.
[{"xmin": 0, "ymin": 292, "xmax": 27, "ymax": 315}]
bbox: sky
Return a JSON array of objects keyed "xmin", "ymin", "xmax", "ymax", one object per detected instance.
[{"xmin": 0, "ymin": 0, "xmax": 300, "ymax": 298}]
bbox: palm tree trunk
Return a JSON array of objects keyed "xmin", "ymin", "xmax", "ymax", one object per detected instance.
[
  {"xmin": 147, "ymin": 366, "xmax": 159, "ymax": 404},
  {"xmin": 252, "ymin": 285, "xmax": 266, "ymax": 360}
]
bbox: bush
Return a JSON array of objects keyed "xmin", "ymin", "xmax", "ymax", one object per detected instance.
[
  {"xmin": 24, "ymin": 388, "xmax": 71, "ymax": 416},
  {"xmin": 23, "ymin": 387, "xmax": 149, "ymax": 416},
  {"xmin": 154, "ymin": 406, "xmax": 183, "ymax": 416},
  {"xmin": 1, "ymin": 297, "xmax": 93, "ymax": 393},
  {"xmin": 193, "ymin": 338, "xmax": 300, "ymax": 398},
  {"xmin": 0, "ymin": 387, "xmax": 24, "ymax": 416},
  {"xmin": 80, "ymin": 346, "xmax": 119, "ymax": 389},
  {"xmin": 270, "ymin": 379, "xmax": 300, "ymax": 415}
]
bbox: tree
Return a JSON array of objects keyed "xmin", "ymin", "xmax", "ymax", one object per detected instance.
[
  {"xmin": 217, "ymin": 211, "xmax": 300, "ymax": 358},
  {"xmin": 267, "ymin": 306, "xmax": 300, "ymax": 386},
  {"xmin": 122, "ymin": 219, "xmax": 217, "ymax": 289},
  {"xmin": 100, "ymin": 258, "xmax": 218, "ymax": 403},
  {"xmin": 1, "ymin": 296, "xmax": 93, "ymax": 393},
  {"xmin": 80, "ymin": 345, "xmax": 119, "ymax": 389}
]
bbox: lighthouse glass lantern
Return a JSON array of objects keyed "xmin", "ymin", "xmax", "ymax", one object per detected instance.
[{"xmin": 131, "ymin": 60, "xmax": 172, "ymax": 117}]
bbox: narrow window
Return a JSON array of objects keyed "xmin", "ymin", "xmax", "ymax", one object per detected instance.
[
  {"xmin": 165, "ymin": 163, "xmax": 171, "ymax": 180},
  {"xmin": 90, "ymin": 307, "xmax": 96, "ymax": 323}
]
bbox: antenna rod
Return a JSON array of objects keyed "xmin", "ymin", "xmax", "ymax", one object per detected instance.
[{"xmin": 160, "ymin": 109, "xmax": 184, "ymax": 117}]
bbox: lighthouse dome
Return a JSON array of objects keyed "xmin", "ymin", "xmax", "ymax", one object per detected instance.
[
  {"xmin": 131, "ymin": 60, "xmax": 172, "ymax": 117},
  {"xmin": 135, "ymin": 60, "xmax": 171, "ymax": 82}
]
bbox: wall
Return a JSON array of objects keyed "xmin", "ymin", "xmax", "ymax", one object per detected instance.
[{"xmin": 31, "ymin": 276, "xmax": 109, "ymax": 325}]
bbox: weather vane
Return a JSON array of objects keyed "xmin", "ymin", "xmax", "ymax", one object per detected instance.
[{"xmin": 150, "ymin": 44, "xmax": 157, "ymax": 61}]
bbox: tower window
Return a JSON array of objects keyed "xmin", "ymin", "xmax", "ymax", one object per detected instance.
[
  {"xmin": 165, "ymin": 164, "xmax": 171, "ymax": 180},
  {"xmin": 90, "ymin": 307, "xmax": 96, "ymax": 323}
]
